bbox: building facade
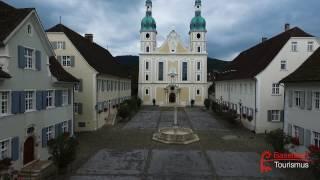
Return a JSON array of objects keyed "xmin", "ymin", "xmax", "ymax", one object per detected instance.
[
  {"xmin": 0, "ymin": 2, "xmax": 78, "ymax": 170},
  {"xmin": 47, "ymin": 24, "xmax": 131, "ymax": 132},
  {"xmin": 138, "ymin": 0, "xmax": 208, "ymax": 106},
  {"xmin": 215, "ymin": 25, "xmax": 320, "ymax": 133},
  {"xmin": 281, "ymin": 48, "xmax": 320, "ymax": 149}
]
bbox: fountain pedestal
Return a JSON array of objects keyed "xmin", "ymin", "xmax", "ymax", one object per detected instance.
[{"xmin": 152, "ymin": 127, "xmax": 200, "ymax": 144}]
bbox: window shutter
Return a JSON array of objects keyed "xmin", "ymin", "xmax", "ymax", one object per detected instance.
[
  {"xmin": 79, "ymin": 79, "xmax": 83, "ymax": 92},
  {"xmin": 63, "ymin": 42, "xmax": 66, "ymax": 49},
  {"xmin": 18, "ymin": 46, "xmax": 25, "ymax": 68},
  {"xmin": 267, "ymin": 110, "xmax": 272, "ymax": 122},
  {"xmin": 42, "ymin": 91, "xmax": 47, "ymax": 109},
  {"xmin": 70, "ymin": 56, "xmax": 75, "ymax": 67},
  {"xmin": 288, "ymin": 123, "xmax": 292, "ymax": 136},
  {"xmin": 305, "ymin": 129, "xmax": 311, "ymax": 146},
  {"xmin": 11, "ymin": 137, "xmax": 19, "ymax": 161},
  {"xmin": 11, "ymin": 91, "xmax": 20, "ymax": 114},
  {"xmin": 288, "ymin": 90, "xmax": 293, "ymax": 108},
  {"xmin": 280, "ymin": 110, "xmax": 284, "ymax": 122},
  {"xmin": 306, "ymin": 91, "xmax": 312, "ymax": 110},
  {"xmin": 299, "ymin": 127, "xmax": 304, "ymax": 145},
  {"xmin": 35, "ymin": 50, "xmax": 41, "ymax": 71},
  {"xmin": 36, "ymin": 91, "xmax": 43, "ymax": 110},
  {"xmin": 55, "ymin": 124, "xmax": 60, "ymax": 138},
  {"xmin": 68, "ymin": 89, "xmax": 72, "ymax": 105},
  {"xmin": 68, "ymin": 120, "xmax": 72, "ymax": 134},
  {"xmin": 300, "ymin": 91, "xmax": 306, "ymax": 109},
  {"xmin": 55, "ymin": 90, "xmax": 62, "ymax": 107},
  {"xmin": 78, "ymin": 103, "xmax": 83, "ymax": 114},
  {"xmin": 57, "ymin": 56, "xmax": 62, "ymax": 64},
  {"xmin": 19, "ymin": 91, "xmax": 25, "ymax": 113},
  {"xmin": 42, "ymin": 128, "xmax": 47, "ymax": 147}
]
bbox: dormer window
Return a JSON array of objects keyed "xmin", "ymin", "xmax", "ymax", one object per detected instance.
[
  {"xmin": 308, "ymin": 42, "xmax": 314, "ymax": 52},
  {"xmin": 291, "ymin": 42, "xmax": 298, "ymax": 52}
]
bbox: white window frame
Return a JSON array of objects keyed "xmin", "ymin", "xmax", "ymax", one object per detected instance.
[
  {"xmin": 271, "ymin": 110, "xmax": 280, "ymax": 122},
  {"xmin": 46, "ymin": 90, "xmax": 55, "ymax": 108},
  {"xmin": 62, "ymin": 56, "xmax": 71, "ymax": 67},
  {"xmin": 196, "ymin": 74, "xmax": 201, "ymax": 82},
  {"xmin": 313, "ymin": 131, "xmax": 320, "ymax": 148},
  {"xmin": 280, "ymin": 60, "xmax": 287, "ymax": 70},
  {"xmin": 46, "ymin": 126, "xmax": 54, "ymax": 141},
  {"xmin": 24, "ymin": 48, "xmax": 34, "ymax": 69},
  {"xmin": 0, "ymin": 138, "xmax": 10, "ymax": 160},
  {"xmin": 294, "ymin": 91, "xmax": 302, "ymax": 107},
  {"xmin": 294, "ymin": 126, "xmax": 300, "ymax": 138},
  {"xmin": 62, "ymin": 121, "xmax": 68, "ymax": 133},
  {"xmin": 0, "ymin": 91, "xmax": 10, "ymax": 116},
  {"xmin": 74, "ymin": 103, "xmax": 80, "ymax": 114},
  {"xmin": 291, "ymin": 42, "xmax": 298, "ymax": 52},
  {"xmin": 272, "ymin": 83, "xmax": 280, "ymax": 95},
  {"xmin": 57, "ymin": 41, "xmax": 65, "ymax": 49},
  {"xmin": 314, "ymin": 91, "xmax": 320, "ymax": 110},
  {"xmin": 62, "ymin": 90, "xmax": 68, "ymax": 106},
  {"xmin": 26, "ymin": 24, "xmax": 32, "ymax": 36},
  {"xmin": 307, "ymin": 41, "xmax": 314, "ymax": 52},
  {"xmin": 25, "ymin": 91, "xmax": 35, "ymax": 112}
]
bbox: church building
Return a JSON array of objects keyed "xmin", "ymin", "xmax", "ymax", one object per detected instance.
[{"xmin": 138, "ymin": 0, "xmax": 208, "ymax": 106}]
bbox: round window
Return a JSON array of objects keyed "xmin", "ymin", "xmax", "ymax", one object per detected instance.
[
  {"xmin": 146, "ymin": 33, "xmax": 150, "ymax": 39},
  {"xmin": 197, "ymin": 33, "xmax": 201, "ymax": 39}
]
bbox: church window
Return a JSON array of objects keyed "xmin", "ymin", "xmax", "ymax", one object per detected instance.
[
  {"xmin": 146, "ymin": 46, "xmax": 150, "ymax": 52},
  {"xmin": 197, "ymin": 62, "xmax": 201, "ymax": 70},
  {"xmin": 197, "ymin": 33, "xmax": 201, "ymax": 39},
  {"xmin": 182, "ymin": 62, "xmax": 188, "ymax": 81},
  {"xmin": 145, "ymin": 89, "xmax": 149, "ymax": 95},
  {"xmin": 146, "ymin": 74, "xmax": 149, "ymax": 81},
  {"xmin": 158, "ymin": 62, "xmax": 164, "ymax": 81},
  {"xmin": 197, "ymin": 74, "xmax": 201, "ymax": 81},
  {"xmin": 146, "ymin": 61, "xmax": 149, "ymax": 70},
  {"xmin": 197, "ymin": 89, "xmax": 201, "ymax": 95},
  {"xmin": 146, "ymin": 33, "xmax": 150, "ymax": 39},
  {"xmin": 197, "ymin": 46, "xmax": 201, "ymax": 52}
]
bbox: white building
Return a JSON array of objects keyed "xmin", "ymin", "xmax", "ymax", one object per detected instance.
[
  {"xmin": 215, "ymin": 24, "xmax": 320, "ymax": 133},
  {"xmin": 47, "ymin": 24, "xmax": 131, "ymax": 132},
  {"xmin": 0, "ymin": 1, "xmax": 78, "ymax": 172},
  {"xmin": 138, "ymin": 0, "xmax": 208, "ymax": 106},
  {"xmin": 281, "ymin": 47, "xmax": 320, "ymax": 148}
]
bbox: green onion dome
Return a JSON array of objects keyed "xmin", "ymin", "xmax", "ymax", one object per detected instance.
[
  {"xmin": 190, "ymin": 11, "xmax": 206, "ymax": 32},
  {"xmin": 141, "ymin": 12, "xmax": 157, "ymax": 32}
]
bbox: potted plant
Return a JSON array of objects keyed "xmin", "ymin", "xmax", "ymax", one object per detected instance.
[
  {"xmin": 152, "ymin": 99, "xmax": 156, "ymax": 106},
  {"xmin": 190, "ymin": 99, "xmax": 195, "ymax": 107}
]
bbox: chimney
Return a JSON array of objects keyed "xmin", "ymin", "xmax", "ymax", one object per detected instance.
[
  {"xmin": 85, "ymin": 34, "xmax": 93, "ymax": 42},
  {"xmin": 262, "ymin": 37, "xmax": 268, "ymax": 42},
  {"xmin": 284, "ymin": 23, "xmax": 290, "ymax": 31}
]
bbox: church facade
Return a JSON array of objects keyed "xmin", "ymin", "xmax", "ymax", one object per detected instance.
[{"xmin": 138, "ymin": 0, "xmax": 208, "ymax": 106}]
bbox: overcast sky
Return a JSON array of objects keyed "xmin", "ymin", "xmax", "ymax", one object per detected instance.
[{"xmin": 5, "ymin": 0, "xmax": 320, "ymax": 61}]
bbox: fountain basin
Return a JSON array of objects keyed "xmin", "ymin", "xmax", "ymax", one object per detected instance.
[{"xmin": 152, "ymin": 127, "xmax": 200, "ymax": 144}]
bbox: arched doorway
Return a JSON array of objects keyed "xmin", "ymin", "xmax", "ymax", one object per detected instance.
[
  {"xmin": 23, "ymin": 137, "xmax": 35, "ymax": 165},
  {"xmin": 169, "ymin": 93, "xmax": 176, "ymax": 103}
]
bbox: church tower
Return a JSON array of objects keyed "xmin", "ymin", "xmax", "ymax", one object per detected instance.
[
  {"xmin": 189, "ymin": 0, "xmax": 207, "ymax": 53},
  {"xmin": 140, "ymin": 0, "xmax": 157, "ymax": 53}
]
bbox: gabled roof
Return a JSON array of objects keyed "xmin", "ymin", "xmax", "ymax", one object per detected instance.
[
  {"xmin": 281, "ymin": 47, "xmax": 320, "ymax": 83},
  {"xmin": 0, "ymin": 1, "xmax": 33, "ymax": 46},
  {"xmin": 49, "ymin": 56, "xmax": 79, "ymax": 83},
  {"xmin": 46, "ymin": 24, "xmax": 130, "ymax": 79},
  {"xmin": 216, "ymin": 27, "xmax": 313, "ymax": 81},
  {"xmin": 0, "ymin": 69, "xmax": 11, "ymax": 79}
]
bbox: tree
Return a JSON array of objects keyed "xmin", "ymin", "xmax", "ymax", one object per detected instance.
[{"xmin": 47, "ymin": 133, "xmax": 78, "ymax": 173}]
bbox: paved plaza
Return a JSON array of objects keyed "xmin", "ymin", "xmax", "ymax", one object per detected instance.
[{"xmin": 69, "ymin": 107, "xmax": 313, "ymax": 180}]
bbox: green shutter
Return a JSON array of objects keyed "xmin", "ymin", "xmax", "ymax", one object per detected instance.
[{"xmin": 18, "ymin": 46, "xmax": 25, "ymax": 68}]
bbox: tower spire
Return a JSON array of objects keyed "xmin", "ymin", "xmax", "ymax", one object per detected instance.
[
  {"xmin": 195, "ymin": 0, "xmax": 202, "ymax": 16},
  {"xmin": 146, "ymin": 0, "xmax": 152, "ymax": 16}
]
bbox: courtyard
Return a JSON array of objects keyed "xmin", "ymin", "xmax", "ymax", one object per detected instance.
[{"xmin": 67, "ymin": 107, "xmax": 313, "ymax": 180}]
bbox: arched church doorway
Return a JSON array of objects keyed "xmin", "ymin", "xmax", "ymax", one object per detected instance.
[
  {"xmin": 23, "ymin": 136, "xmax": 35, "ymax": 165},
  {"xmin": 169, "ymin": 93, "xmax": 176, "ymax": 103}
]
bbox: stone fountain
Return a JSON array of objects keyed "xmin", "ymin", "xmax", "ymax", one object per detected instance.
[{"xmin": 152, "ymin": 72, "xmax": 200, "ymax": 145}]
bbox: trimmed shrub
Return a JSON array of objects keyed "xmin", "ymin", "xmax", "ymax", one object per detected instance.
[
  {"xmin": 204, "ymin": 99, "xmax": 210, "ymax": 110},
  {"xmin": 118, "ymin": 104, "xmax": 130, "ymax": 120}
]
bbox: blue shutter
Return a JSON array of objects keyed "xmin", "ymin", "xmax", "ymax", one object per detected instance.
[
  {"xmin": 19, "ymin": 91, "xmax": 25, "ymax": 113},
  {"xmin": 68, "ymin": 89, "xmax": 72, "ymax": 105},
  {"xmin": 35, "ymin": 50, "xmax": 41, "ymax": 71},
  {"xmin": 42, "ymin": 128, "xmax": 48, "ymax": 147},
  {"xmin": 11, "ymin": 137, "xmax": 19, "ymax": 161},
  {"xmin": 55, "ymin": 90, "xmax": 62, "ymax": 107},
  {"xmin": 18, "ymin": 46, "xmax": 25, "ymax": 68},
  {"xmin": 55, "ymin": 124, "xmax": 60, "ymax": 138},
  {"xmin": 11, "ymin": 91, "xmax": 20, "ymax": 114},
  {"xmin": 36, "ymin": 91, "xmax": 43, "ymax": 110},
  {"xmin": 68, "ymin": 120, "xmax": 72, "ymax": 134},
  {"xmin": 42, "ymin": 91, "xmax": 47, "ymax": 109}
]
